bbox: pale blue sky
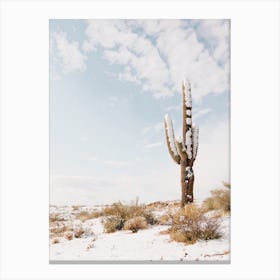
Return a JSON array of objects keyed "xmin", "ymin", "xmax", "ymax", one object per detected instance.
[{"xmin": 50, "ymin": 19, "xmax": 230, "ymax": 205}]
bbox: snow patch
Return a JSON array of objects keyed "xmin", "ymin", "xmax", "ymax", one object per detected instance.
[
  {"xmin": 50, "ymin": 205, "xmax": 230, "ymax": 262},
  {"xmin": 186, "ymin": 128, "xmax": 192, "ymax": 159},
  {"xmin": 192, "ymin": 125, "xmax": 199, "ymax": 159},
  {"xmin": 165, "ymin": 114, "xmax": 179, "ymax": 156},
  {"xmin": 185, "ymin": 82, "xmax": 192, "ymax": 108}
]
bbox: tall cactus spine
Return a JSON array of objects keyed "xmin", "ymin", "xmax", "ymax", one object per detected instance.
[{"xmin": 164, "ymin": 81, "xmax": 199, "ymax": 207}]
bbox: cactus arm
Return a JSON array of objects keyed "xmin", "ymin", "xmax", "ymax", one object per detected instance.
[
  {"xmin": 175, "ymin": 137, "xmax": 187, "ymax": 159},
  {"xmin": 192, "ymin": 125, "xmax": 199, "ymax": 160},
  {"xmin": 183, "ymin": 81, "xmax": 193, "ymax": 161},
  {"xmin": 182, "ymin": 81, "xmax": 187, "ymax": 148},
  {"xmin": 164, "ymin": 114, "xmax": 180, "ymax": 164}
]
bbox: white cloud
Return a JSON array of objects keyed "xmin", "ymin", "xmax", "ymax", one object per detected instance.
[
  {"xmin": 83, "ymin": 19, "xmax": 229, "ymax": 100},
  {"xmin": 52, "ymin": 31, "xmax": 87, "ymax": 73},
  {"xmin": 80, "ymin": 136, "xmax": 89, "ymax": 142},
  {"xmin": 194, "ymin": 19, "xmax": 230, "ymax": 66},
  {"xmin": 154, "ymin": 122, "xmax": 163, "ymax": 132},
  {"xmin": 82, "ymin": 40, "xmax": 96, "ymax": 53},
  {"xmin": 107, "ymin": 96, "xmax": 119, "ymax": 108},
  {"xmin": 103, "ymin": 160, "xmax": 128, "ymax": 168},
  {"xmin": 141, "ymin": 122, "xmax": 163, "ymax": 136},
  {"xmin": 193, "ymin": 108, "xmax": 212, "ymax": 121},
  {"xmin": 144, "ymin": 142, "xmax": 162, "ymax": 149},
  {"xmin": 141, "ymin": 126, "xmax": 152, "ymax": 135},
  {"xmin": 164, "ymin": 104, "xmax": 180, "ymax": 112},
  {"xmin": 88, "ymin": 156, "xmax": 98, "ymax": 161},
  {"xmin": 106, "ymin": 95, "xmax": 128, "ymax": 108}
]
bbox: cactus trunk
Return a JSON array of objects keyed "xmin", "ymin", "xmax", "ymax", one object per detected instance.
[
  {"xmin": 180, "ymin": 162, "xmax": 194, "ymax": 207},
  {"xmin": 164, "ymin": 81, "xmax": 199, "ymax": 207}
]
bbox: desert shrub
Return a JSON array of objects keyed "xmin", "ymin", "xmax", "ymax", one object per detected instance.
[
  {"xmin": 83, "ymin": 226, "xmax": 95, "ymax": 237},
  {"xmin": 102, "ymin": 200, "xmax": 156, "ymax": 232},
  {"xmin": 63, "ymin": 231, "xmax": 73, "ymax": 240},
  {"xmin": 157, "ymin": 214, "xmax": 172, "ymax": 225},
  {"xmin": 146, "ymin": 201, "xmax": 170, "ymax": 210},
  {"xmin": 102, "ymin": 201, "xmax": 148, "ymax": 219},
  {"xmin": 143, "ymin": 211, "xmax": 157, "ymax": 225},
  {"xmin": 50, "ymin": 224, "xmax": 73, "ymax": 237},
  {"xmin": 103, "ymin": 216, "xmax": 125, "ymax": 233},
  {"xmin": 169, "ymin": 204, "xmax": 222, "ymax": 244},
  {"xmin": 75, "ymin": 210, "xmax": 101, "ymax": 221},
  {"xmin": 202, "ymin": 182, "xmax": 231, "ymax": 213},
  {"xmin": 49, "ymin": 213, "xmax": 66, "ymax": 223},
  {"xmin": 123, "ymin": 216, "xmax": 148, "ymax": 233},
  {"xmin": 198, "ymin": 219, "xmax": 221, "ymax": 240},
  {"xmin": 170, "ymin": 229, "xmax": 197, "ymax": 244},
  {"xmin": 74, "ymin": 228, "xmax": 85, "ymax": 238},
  {"xmin": 102, "ymin": 202, "xmax": 130, "ymax": 219},
  {"xmin": 51, "ymin": 237, "xmax": 60, "ymax": 244},
  {"xmin": 72, "ymin": 205, "xmax": 81, "ymax": 211}
]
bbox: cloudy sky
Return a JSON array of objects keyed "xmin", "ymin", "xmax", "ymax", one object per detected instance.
[{"xmin": 49, "ymin": 19, "xmax": 230, "ymax": 206}]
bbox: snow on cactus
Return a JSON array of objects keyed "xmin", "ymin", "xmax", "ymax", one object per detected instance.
[{"xmin": 163, "ymin": 81, "xmax": 199, "ymax": 207}]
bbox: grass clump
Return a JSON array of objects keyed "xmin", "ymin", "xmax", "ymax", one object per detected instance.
[
  {"xmin": 157, "ymin": 212, "xmax": 173, "ymax": 226},
  {"xmin": 169, "ymin": 203, "xmax": 222, "ymax": 245},
  {"xmin": 202, "ymin": 182, "xmax": 230, "ymax": 214},
  {"xmin": 49, "ymin": 213, "xmax": 66, "ymax": 223},
  {"xmin": 74, "ymin": 228, "xmax": 85, "ymax": 238},
  {"xmin": 104, "ymin": 216, "xmax": 125, "ymax": 233},
  {"xmin": 102, "ymin": 199, "xmax": 156, "ymax": 233},
  {"xmin": 123, "ymin": 216, "xmax": 148, "ymax": 233},
  {"xmin": 72, "ymin": 205, "xmax": 85, "ymax": 211},
  {"xmin": 63, "ymin": 231, "xmax": 73, "ymax": 240},
  {"xmin": 75, "ymin": 210, "xmax": 101, "ymax": 222},
  {"xmin": 51, "ymin": 237, "xmax": 60, "ymax": 244},
  {"xmin": 49, "ymin": 224, "xmax": 73, "ymax": 238}
]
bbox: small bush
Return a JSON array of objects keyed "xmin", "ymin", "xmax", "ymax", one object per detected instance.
[
  {"xmin": 123, "ymin": 216, "xmax": 148, "ymax": 233},
  {"xmin": 169, "ymin": 204, "xmax": 222, "ymax": 244},
  {"xmin": 49, "ymin": 213, "xmax": 66, "ymax": 223},
  {"xmin": 75, "ymin": 210, "xmax": 101, "ymax": 221},
  {"xmin": 172, "ymin": 203, "xmax": 204, "ymax": 226},
  {"xmin": 72, "ymin": 205, "xmax": 81, "ymax": 211},
  {"xmin": 101, "ymin": 200, "xmax": 156, "ymax": 233},
  {"xmin": 102, "ymin": 201, "xmax": 149, "ymax": 220},
  {"xmin": 170, "ymin": 229, "xmax": 197, "ymax": 244},
  {"xmin": 143, "ymin": 212, "xmax": 157, "ymax": 225},
  {"xmin": 50, "ymin": 224, "xmax": 73, "ymax": 236},
  {"xmin": 64, "ymin": 231, "xmax": 73, "ymax": 240},
  {"xmin": 198, "ymin": 219, "xmax": 222, "ymax": 240},
  {"xmin": 157, "ymin": 214, "xmax": 172, "ymax": 225},
  {"xmin": 74, "ymin": 228, "xmax": 85, "ymax": 238},
  {"xmin": 202, "ymin": 182, "xmax": 230, "ymax": 213},
  {"xmin": 102, "ymin": 202, "xmax": 130, "ymax": 218},
  {"xmin": 52, "ymin": 237, "xmax": 60, "ymax": 244},
  {"xmin": 103, "ymin": 216, "xmax": 125, "ymax": 233}
]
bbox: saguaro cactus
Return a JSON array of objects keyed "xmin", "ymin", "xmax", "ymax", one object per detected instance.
[{"xmin": 164, "ymin": 81, "xmax": 199, "ymax": 207}]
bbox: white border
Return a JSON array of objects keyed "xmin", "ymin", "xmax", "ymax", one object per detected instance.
[{"xmin": 1, "ymin": 0, "xmax": 279, "ymax": 279}]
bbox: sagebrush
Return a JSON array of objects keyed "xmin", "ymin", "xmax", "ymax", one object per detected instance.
[
  {"xmin": 202, "ymin": 182, "xmax": 230, "ymax": 214},
  {"xmin": 169, "ymin": 203, "xmax": 222, "ymax": 244},
  {"xmin": 102, "ymin": 200, "xmax": 156, "ymax": 233}
]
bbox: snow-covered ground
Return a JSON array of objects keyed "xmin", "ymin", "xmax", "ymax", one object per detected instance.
[{"xmin": 49, "ymin": 204, "xmax": 230, "ymax": 263}]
